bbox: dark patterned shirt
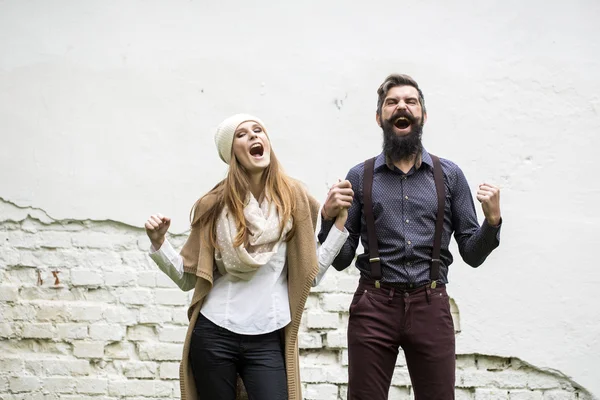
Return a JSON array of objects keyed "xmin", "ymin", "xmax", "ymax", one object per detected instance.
[{"xmin": 318, "ymin": 148, "xmax": 501, "ymax": 285}]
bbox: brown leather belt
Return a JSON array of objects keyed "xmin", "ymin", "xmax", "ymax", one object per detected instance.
[{"xmin": 360, "ymin": 277, "xmax": 444, "ymax": 292}]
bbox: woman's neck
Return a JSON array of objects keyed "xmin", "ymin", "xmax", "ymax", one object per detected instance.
[{"xmin": 248, "ymin": 172, "xmax": 265, "ymax": 201}]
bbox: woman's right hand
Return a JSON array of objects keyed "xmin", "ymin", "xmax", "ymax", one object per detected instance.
[{"xmin": 145, "ymin": 214, "xmax": 171, "ymax": 250}]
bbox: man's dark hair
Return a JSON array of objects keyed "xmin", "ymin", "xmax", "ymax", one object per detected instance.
[{"xmin": 376, "ymin": 74, "xmax": 426, "ymax": 116}]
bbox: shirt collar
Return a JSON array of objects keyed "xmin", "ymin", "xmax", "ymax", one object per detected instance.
[
  {"xmin": 420, "ymin": 148, "xmax": 434, "ymax": 169},
  {"xmin": 375, "ymin": 147, "xmax": 433, "ymax": 172}
]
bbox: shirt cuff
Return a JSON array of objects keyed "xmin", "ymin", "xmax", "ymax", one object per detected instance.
[
  {"xmin": 318, "ymin": 212, "xmax": 336, "ymax": 243},
  {"xmin": 481, "ymin": 218, "xmax": 502, "ymax": 243},
  {"xmin": 322, "ymin": 224, "xmax": 349, "ymax": 252},
  {"xmin": 149, "ymin": 239, "xmax": 180, "ymax": 268}
]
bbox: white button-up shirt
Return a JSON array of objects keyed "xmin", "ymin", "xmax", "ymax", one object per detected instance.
[{"xmin": 149, "ymin": 224, "xmax": 348, "ymax": 335}]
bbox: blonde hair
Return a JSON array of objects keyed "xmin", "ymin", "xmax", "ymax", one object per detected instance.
[{"xmin": 191, "ymin": 149, "xmax": 297, "ymax": 249}]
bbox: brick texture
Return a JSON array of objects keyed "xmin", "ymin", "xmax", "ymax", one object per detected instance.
[{"xmin": 0, "ymin": 204, "xmax": 592, "ymax": 399}]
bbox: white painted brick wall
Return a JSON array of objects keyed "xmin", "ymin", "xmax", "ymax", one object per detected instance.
[{"xmin": 0, "ymin": 209, "xmax": 593, "ymax": 399}]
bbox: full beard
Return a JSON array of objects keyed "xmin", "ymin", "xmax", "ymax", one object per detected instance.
[{"xmin": 381, "ymin": 113, "xmax": 424, "ymax": 163}]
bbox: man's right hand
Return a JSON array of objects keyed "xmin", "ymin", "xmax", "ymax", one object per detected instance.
[
  {"xmin": 145, "ymin": 214, "xmax": 171, "ymax": 250},
  {"xmin": 322, "ymin": 179, "xmax": 354, "ymax": 220}
]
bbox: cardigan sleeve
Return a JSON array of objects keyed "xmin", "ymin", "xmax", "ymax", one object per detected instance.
[
  {"xmin": 289, "ymin": 179, "xmax": 320, "ymax": 233},
  {"xmin": 307, "ymin": 193, "xmax": 321, "ymax": 233}
]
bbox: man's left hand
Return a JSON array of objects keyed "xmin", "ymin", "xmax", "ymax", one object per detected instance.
[
  {"xmin": 477, "ymin": 183, "xmax": 501, "ymax": 226},
  {"xmin": 322, "ymin": 179, "xmax": 354, "ymax": 220}
]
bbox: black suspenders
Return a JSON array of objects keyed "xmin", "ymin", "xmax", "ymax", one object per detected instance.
[
  {"xmin": 362, "ymin": 154, "xmax": 445, "ymax": 289},
  {"xmin": 363, "ymin": 157, "xmax": 381, "ymax": 287}
]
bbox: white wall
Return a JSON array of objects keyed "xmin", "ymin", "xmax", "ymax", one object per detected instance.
[
  {"xmin": 0, "ymin": 205, "xmax": 592, "ymax": 399},
  {"xmin": 1, "ymin": 0, "xmax": 599, "ymax": 397}
]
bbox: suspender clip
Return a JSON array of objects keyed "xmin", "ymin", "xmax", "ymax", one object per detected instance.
[
  {"xmin": 430, "ymin": 281, "xmax": 437, "ymax": 289},
  {"xmin": 370, "ymin": 258, "xmax": 381, "ymax": 288}
]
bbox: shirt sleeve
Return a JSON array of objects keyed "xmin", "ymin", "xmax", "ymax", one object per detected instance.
[
  {"xmin": 313, "ymin": 224, "xmax": 349, "ymax": 286},
  {"xmin": 317, "ymin": 167, "xmax": 362, "ymax": 271},
  {"xmin": 450, "ymin": 165, "xmax": 502, "ymax": 267},
  {"xmin": 149, "ymin": 239, "xmax": 197, "ymax": 291}
]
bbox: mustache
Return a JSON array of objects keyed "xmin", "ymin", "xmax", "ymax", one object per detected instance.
[{"xmin": 388, "ymin": 110, "xmax": 416, "ymax": 124}]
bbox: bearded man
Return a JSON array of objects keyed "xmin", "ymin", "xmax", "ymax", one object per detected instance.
[{"xmin": 319, "ymin": 74, "xmax": 503, "ymax": 400}]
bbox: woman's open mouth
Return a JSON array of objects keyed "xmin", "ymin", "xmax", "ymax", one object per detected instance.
[
  {"xmin": 249, "ymin": 143, "xmax": 264, "ymax": 158},
  {"xmin": 394, "ymin": 117, "xmax": 412, "ymax": 130}
]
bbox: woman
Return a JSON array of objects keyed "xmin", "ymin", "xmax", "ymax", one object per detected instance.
[{"xmin": 144, "ymin": 114, "xmax": 351, "ymax": 400}]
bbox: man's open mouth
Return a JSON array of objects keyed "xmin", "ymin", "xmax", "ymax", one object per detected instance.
[
  {"xmin": 249, "ymin": 143, "xmax": 264, "ymax": 158},
  {"xmin": 394, "ymin": 117, "xmax": 412, "ymax": 130}
]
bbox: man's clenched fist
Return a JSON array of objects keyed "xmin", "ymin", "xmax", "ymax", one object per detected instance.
[{"xmin": 476, "ymin": 183, "xmax": 501, "ymax": 226}]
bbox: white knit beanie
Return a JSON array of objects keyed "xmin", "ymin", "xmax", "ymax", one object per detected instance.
[{"xmin": 214, "ymin": 114, "xmax": 266, "ymax": 164}]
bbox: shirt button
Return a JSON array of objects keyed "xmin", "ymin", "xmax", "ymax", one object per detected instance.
[
  {"xmin": 404, "ymin": 195, "xmax": 409, "ymax": 200},
  {"xmin": 405, "ymin": 219, "xmax": 409, "ymax": 223},
  {"xmin": 407, "ymin": 240, "xmax": 411, "ymax": 245}
]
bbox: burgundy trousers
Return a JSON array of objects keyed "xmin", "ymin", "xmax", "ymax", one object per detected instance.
[{"xmin": 347, "ymin": 278, "xmax": 456, "ymax": 400}]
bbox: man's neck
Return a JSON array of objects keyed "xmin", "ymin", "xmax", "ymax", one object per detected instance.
[{"xmin": 392, "ymin": 154, "xmax": 418, "ymax": 174}]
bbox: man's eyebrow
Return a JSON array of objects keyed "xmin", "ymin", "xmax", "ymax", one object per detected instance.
[{"xmin": 386, "ymin": 95, "xmax": 418, "ymax": 101}]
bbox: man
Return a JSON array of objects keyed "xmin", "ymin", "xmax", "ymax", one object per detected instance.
[{"xmin": 319, "ymin": 74, "xmax": 502, "ymax": 399}]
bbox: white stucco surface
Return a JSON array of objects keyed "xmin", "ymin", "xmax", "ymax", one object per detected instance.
[{"xmin": 1, "ymin": 0, "xmax": 599, "ymax": 396}]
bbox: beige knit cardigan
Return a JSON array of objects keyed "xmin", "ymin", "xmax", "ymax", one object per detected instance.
[{"xmin": 178, "ymin": 181, "xmax": 320, "ymax": 400}]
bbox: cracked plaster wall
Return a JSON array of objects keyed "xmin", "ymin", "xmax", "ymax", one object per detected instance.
[{"xmin": 0, "ymin": 199, "xmax": 594, "ymax": 399}]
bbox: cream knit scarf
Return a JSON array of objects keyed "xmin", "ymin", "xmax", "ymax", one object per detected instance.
[{"xmin": 214, "ymin": 194, "xmax": 292, "ymax": 281}]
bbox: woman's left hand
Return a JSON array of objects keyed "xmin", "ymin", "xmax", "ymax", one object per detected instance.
[{"xmin": 334, "ymin": 206, "xmax": 348, "ymax": 231}]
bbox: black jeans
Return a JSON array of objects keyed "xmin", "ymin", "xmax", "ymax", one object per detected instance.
[{"xmin": 189, "ymin": 313, "xmax": 288, "ymax": 400}]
